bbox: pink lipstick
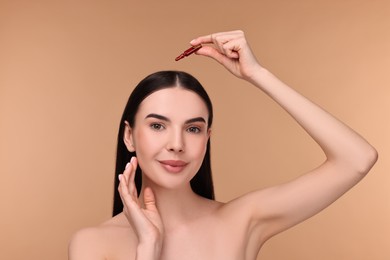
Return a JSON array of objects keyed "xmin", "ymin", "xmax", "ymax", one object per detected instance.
[{"xmin": 159, "ymin": 160, "xmax": 188, "ymax": 173}]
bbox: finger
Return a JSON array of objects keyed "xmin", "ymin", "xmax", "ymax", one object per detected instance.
[
  {"xmin": 118, "ymin": 158, "xmax": 137, "ymax": 202},
  {"xmin": 190, "ymin": 34, "xmax": 214, "ymax": 46},
  {"xmin": 196, "ymin": 46, "xmax": 236, "ymax": 67},
  {"xmin": 190, "ymin": 30, "xmax": 244, "ymax": 46},
  {"xmin": 118, "ymin": 175, "xmax": 131, "ymax": 214},
  {"xmin": 120, "ymin": 182, "xmax": 157, "ymax": 230},
  {"xmin": 128, "ymin": 157, "xmax": 138, "ymax": 199},
  {"xmin": 192, "ymin": 31, "xmax": 245, "ymax": 60},
  {"xmin": 118, "ymin": 173, "xmax": 141, "ymax": 218},
  {"xmin": 122, "ymin": 162, "xmax": 131, "ymax": 184},
  {"xmin": 118, "ymin": 173, "xmax": 130, "ymax": 200},
  {"xmin": 118, "ymin": 179, "xmax": 146, "ymax": 229},
  {"xmin": 143, "ymin": 187, "xmax": 158, "ymax": 212},
  {"xmin": 121, "ymin": 157, "xmax": 136, "ymax": 197},
  {"xmin": 190, "ymin": 33, "xmax": 227, "ymax": 52},
  {"xmin": 221, "ymin": 40, "xmax": 240, "ymax": 59}
]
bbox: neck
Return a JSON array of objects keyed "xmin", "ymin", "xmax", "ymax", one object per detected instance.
[{"xmin": 139, "ymin": 180, "xmax": 211, "ymax": 232}]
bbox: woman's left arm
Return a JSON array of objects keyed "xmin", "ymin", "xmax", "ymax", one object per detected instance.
[{"xmin": 191, "ymin": 30, "xmax": 378, "ymax": 238}]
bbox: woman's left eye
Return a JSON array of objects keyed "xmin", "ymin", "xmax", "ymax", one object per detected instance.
[
  {"xmin": 150, "ymin": 123, "xmax": 164, "ymax": 131},
  {"xmin": 187, "ymin": 126, "xmax": 201, "ymax": 133}
]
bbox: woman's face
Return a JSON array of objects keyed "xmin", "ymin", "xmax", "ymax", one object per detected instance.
[{"xmin": 125, "ymin": 87, "xmax": 211, "ymax": 191}]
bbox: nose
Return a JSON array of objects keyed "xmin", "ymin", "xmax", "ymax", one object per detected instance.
[{"xmin": 166, "ymin": 128, "xmax": 184, "ymax": 153}]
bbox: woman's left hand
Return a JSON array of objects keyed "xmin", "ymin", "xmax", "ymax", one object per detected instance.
[{"xmin": 190, "ymin": 30, "xmax": 262, "ymax": 80}]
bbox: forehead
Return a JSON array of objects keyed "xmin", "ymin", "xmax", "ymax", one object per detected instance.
[{"xmin": 137, "ymin": 87, "xmax": 209, "ymax": 120}]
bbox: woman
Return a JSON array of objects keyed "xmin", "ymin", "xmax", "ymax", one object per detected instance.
[{"xmin": 69, "ymin": 30, "xmax": 377, "ymax": 260}]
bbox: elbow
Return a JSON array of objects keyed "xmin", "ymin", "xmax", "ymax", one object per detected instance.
[
  {"xmin": 367, "ymin": 145, "xmax": 379, "ymax": 170},
  {"xmin": 356, "ymin": 145, "xmax": 378, "ymax": 176},
  {"xmin": 332, "ymin": 144, "xmax": 379, "ymax": 177}
]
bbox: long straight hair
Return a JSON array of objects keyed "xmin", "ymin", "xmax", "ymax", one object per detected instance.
[{"xmin": 112, "ymin": 71, "xmax": 215, "ymax": 216}]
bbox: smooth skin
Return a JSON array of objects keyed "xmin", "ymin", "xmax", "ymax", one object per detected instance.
[{"xmin": 69, "ymin": 30, "xmax": 378, "ymax": 260}]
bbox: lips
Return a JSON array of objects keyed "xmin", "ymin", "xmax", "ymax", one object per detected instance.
[{"xmin": 159, "ymin": 160, "xmax": 188, "ymax": 173}]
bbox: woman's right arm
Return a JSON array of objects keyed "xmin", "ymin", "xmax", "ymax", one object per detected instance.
[
  {"xmin": 68, "ymin": 227, "xmax": 106, "ymax": 260},
  {"xmin": 118, "ymin": 157, "xmax": 164, "ymax": 260},
  {"xmin": 69, "ymin": 157, "xmax": 163, "ymax": 260}
]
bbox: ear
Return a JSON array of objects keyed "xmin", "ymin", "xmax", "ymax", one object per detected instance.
[
  {"xmin": 207, "ymin": 128, "xmax": 212, "ymax": 139},
  {"xmin": 123, "ymin": 121, "xmax": 135, "ymax": 152}
]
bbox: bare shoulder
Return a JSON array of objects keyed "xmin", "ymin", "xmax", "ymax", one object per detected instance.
[
  {"xmin": 69, "ymin": 213, "xmax": 137, "ymax": 260},
  {"xmin": 69, "ymin": 225, "xmax": 106, "ymax": 259}
]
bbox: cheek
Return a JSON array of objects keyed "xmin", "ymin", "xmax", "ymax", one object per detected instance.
[
  {"xmin": 188, "ymin": 136, "xmax": 209, "ymax": 158},
  {"xmin": 132, "ymin": 130, "xmax": 160, "ymax": 173},
  {"xmin": 133, "ymin": 129, "xmax": 160, "ymax": 155}
]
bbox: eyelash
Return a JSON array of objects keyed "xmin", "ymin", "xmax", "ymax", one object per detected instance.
[
  {"xmin": 149, "ymin": 123, "xmax": 202, "ymax": 134},
  {"xmin": 187, "ymin": 126, "xmax": 202, "ymax": 133},
  {"xmin": 150, "ymin": 123, "xmax": 165, "ymax": 131}
]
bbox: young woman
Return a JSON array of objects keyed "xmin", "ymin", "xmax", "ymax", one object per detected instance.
[{"xmin": 69, "ymin": 30, "xmax": 378, "ymax": 260}]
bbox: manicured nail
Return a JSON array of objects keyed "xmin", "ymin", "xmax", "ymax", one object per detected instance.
[
  {"xmin": 125, "ymin": 163, "xmax": 130, "ymax": 169},
  {"xmin": 118, "ymin": 174, "xmax": 122, "ymax": 181},
  {"xmin": 190, "ymin": 39, "xmax": 196, "ymax": 44}
]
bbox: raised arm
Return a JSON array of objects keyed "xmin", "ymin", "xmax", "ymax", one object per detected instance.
[
  {"xmin": 68, "ymin": 157, "xmax": 163, "ymax": 260},
  {"xmin": 191, "ymin": 30, "xmax": 378, "ymax": 238}
]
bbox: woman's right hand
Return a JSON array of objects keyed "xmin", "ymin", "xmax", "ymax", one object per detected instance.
[{"xmin": 118, "ymin": 157, "xmax": 164, "ymax": 259}]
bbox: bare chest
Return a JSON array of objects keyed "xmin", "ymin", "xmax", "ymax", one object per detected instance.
[
  {"xmin": 105, "ymin": 214, "xmax": 261, "ymax": 260},
  {"xmin": 160, "ymin": 225, "xmax": 247, "ymax": 260},
  {"xmin": 119, "ymin": 222, "xmax": 257, "ymax": 260}
]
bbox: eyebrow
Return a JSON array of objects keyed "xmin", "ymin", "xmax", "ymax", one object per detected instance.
[{"xmin": 145, "ymin": 113, "xmax": 206, "ymax": 124}]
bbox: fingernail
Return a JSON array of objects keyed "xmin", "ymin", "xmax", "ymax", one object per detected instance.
[
  {"xmin": 130, "ymin": 156, "xmax": 135, "ymax": 163},
  {"xmin": 190, "ymin": 39, "xmax": 196, "ymax": 44},
  {"xmin": 118, "ymin": 174, "xmax": 122, "ymax": 181},
  {"xmin": 125, "ymin": 163, "xmax": 130, "ymax": 169}
]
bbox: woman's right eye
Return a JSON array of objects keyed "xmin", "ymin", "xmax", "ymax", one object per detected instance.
[{"xmin": 150, "ymin": 123, "xmax": 165, "ymax": 131}]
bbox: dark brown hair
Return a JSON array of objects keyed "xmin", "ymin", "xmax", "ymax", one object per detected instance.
[{"xmin": 112, "ymin": 71, "xmax": 214, "ymax": 216}]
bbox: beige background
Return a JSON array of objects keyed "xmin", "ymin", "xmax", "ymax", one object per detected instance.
[{"xmin": 1, "ymin": 0, "xmax": 389, "ymax": 259}]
